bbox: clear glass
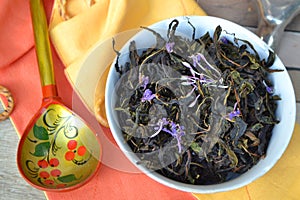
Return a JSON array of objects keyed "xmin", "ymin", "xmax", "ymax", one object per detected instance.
[{"xmin": 255, "ymin": 0, "xmax": 300, "ymax": 50}]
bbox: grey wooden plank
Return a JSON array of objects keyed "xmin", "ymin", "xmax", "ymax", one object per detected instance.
[
  {"xmin": 278, "ymin": 31, "xmax": 300, "ymax": 68},
  {"xmin": 196, "ymin": 0, "xmax": 259, "ymax": 27},
  {"xmin": 288, "ymin": 69, "xmax": 300, "ymax": 102},
  {"xmin": 0, "ymin": 117, "xmax": 45, "ymax": 200},
  {"xmin": 196, "ymin": 0, "xmax": 300, "ymax": 32}
]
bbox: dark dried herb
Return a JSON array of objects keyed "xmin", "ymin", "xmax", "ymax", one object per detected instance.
[{"xmin": 112, "ymin": 19, "xmax": 280, "ymax": 185}]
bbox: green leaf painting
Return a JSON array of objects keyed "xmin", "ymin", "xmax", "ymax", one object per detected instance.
[
  {"xmin": 30, "ymin": 142, "xmax": 50, "ymax": 157},
  {"xmin": 33, "ymin": 125, "xmax": 49, "ymax": 140},
  {"xmin": 57, "ymin": 174, "xmax": 78, "ymax": 183}
]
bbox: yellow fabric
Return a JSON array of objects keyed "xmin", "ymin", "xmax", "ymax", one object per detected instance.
[
  {"xmin": 193, "ymin": 123, "xmax": 300, "ymax": 200},
  {"xmin": 48, "ymin": 1, "xmax": 299, "ymax": 199},
  {"xmin": 49, "ymin": 0, "xmax": 206, "ymax": 86}
]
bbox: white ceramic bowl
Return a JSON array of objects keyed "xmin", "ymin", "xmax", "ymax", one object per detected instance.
[{"xmin": 105, "ymin": 16, "xmax": 296, "ymax": 193}]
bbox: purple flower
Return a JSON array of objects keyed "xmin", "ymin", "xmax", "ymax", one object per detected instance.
[
  {"xmin": 228, "ymin": 110, "xmax": 241, "ymax": 120},
  {"xmin": 220, "ymin": 36, "xmax": 228, "ymax": 44},
  {"xmin": 139, "ymin": 75, "xmax": 149, "ymax": 90},
  {"xmin": 263, "ymin": 80, "xmax": 274, "ymax": 94},
  {"xmin": 187, "ymin": 53, "xmax": 222, "ymax": 83},
  {"xmin": 151, "ymin": 118, "xmax": 169, "ymax": 137},
  {"xmin": 163, "ymin": 122, "xmax": 185, "ymax": 153},
  {"xmin": 166, "ymin": 42, "xmax": 175, "ymax": 53},
  {"xmin": 141, "ymin": 89, "xmax": 156, "ymax": 102},
  {"xmin": 190, "ymin": 53, "xmax": 201, "ymax": 67},
  {"xmin": 227, "ymin": 102, "xmax": 241, "ymax": 120},
  {"xmin": 199, "ymin": 74, "xmax": 207, "ymax": 84},
  {"xmin": 151, "ymin": 118, "xmax": 185, "ymax": 153}
]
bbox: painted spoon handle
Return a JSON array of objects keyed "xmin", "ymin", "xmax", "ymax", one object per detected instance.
[{"xmin": 30, "ymin": 0, "xmax": 57, "ymax": 98}]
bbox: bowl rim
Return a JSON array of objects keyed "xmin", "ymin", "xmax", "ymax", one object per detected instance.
[{"xmin": 105, "ymin": 15, "xmax": 296, "ymax": 193}]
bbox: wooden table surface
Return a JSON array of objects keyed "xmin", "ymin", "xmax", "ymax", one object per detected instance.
[{"xmin": 0, "ymin": 0, "xmax": 299, "ymax": 199}]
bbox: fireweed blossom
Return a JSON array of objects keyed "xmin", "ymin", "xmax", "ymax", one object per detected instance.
[
  {"xmin": 227, "ymin": 102, "xmax": 241, "ymax": 121},
  {"xmin": 151, "ymin": 118, "xmax": 169, "ymax": 137},
  {"xmin": 220, "ymin": 36, "xmax": 229, "ymax": 44},
  {"xmin": 151, "ymin": 118, "xmax": 185, "ymax": 153},
  {"xmin": 180, "ymin": 60, "xmax": 227, "ymax": 107},
  {"xmin": 139, "ymin": 74, "xmax": 149, "ymax": 90},
  {"xmin": 180, "ymin": 74, "xmax": 206, "ymax": 107},
  {"xmin": 165, "ymin": 42, "xmax": 175, "ymax": 53},
  {"xmin": 190, "ymin": 53, "xmax": 202, "ymax": 68},
  {"xmin": 189, "ymin": 53, "xmax": 222, "ymax": 81},
  {"xmin": 263, "ymin": 80, "xmax": 274, "ymax": 94},
  {"xmin": 141, "ymin": 89, "xmax": 156, "ymax": 102}
]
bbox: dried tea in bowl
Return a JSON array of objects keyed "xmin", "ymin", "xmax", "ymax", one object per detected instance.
[{"xmin": 110, "ymin": 19, "xmax": 281, "ymax": 185}]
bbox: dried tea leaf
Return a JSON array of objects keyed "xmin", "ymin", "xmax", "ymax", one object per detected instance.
[{"xmin": 190, "ymin": 141, "xmax": 202, "ymax": 154}]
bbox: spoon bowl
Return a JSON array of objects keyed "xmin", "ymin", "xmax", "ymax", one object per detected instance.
[{"xmin": 17, "ymin": 0, "xmax": 101, "ymax": 191}]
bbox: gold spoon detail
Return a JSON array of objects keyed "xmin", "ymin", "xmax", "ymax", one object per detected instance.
[{"xmin": 17, "ymin": 0, "xmax": 101, "ymax": 191}]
